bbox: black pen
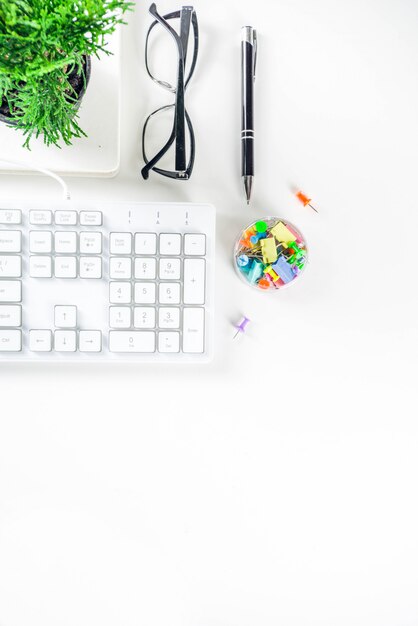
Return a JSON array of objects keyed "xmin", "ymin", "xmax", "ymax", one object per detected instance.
[{"xmin": 241, "ymin": 26, "xmax": 257, "ymax": 204}]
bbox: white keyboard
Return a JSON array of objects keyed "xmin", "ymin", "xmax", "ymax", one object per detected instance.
[{"xmin": 0, "ymin": 202, "xmax": 215, "ymax": 362}]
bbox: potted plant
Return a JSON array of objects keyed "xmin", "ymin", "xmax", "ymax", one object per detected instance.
[{"xmin": 0, "ymin": 0, "xmax": 133, "ymax": 149}]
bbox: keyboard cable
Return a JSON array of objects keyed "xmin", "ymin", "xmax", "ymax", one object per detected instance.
[{"xmin": 0, "ymin": 158, "xmax": 71, "ymax": 201}]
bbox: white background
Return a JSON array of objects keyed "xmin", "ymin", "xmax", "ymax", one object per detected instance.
[{"xmin": 1, "ymin": 0, "xmax": 418, "ymax": 624}]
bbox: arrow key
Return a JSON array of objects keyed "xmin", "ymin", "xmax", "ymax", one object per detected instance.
[
  {"xmin": 29, "ymin": 329, "xmax": 52, "ymax": 352},
  {"xmin": 79, "ymin": 330, "xmax": 102, "ymax": 353},
  {"xmin": 55, "ymin": 330, "xmax": 76, "ymax": 352}
]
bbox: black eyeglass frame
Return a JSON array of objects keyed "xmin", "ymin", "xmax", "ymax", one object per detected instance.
[{"xmin": 141, "ymin": 3, "xmax": 199, "ymax": 180}]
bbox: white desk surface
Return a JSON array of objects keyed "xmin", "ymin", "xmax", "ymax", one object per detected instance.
[{"xmin": 1, "ymin": 1, "xmax": 417, "ymax": 625}]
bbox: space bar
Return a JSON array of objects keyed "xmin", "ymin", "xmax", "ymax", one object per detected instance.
[{"xmin": 109, "ymin": 331, "xmax": 155, "ymax": 353}]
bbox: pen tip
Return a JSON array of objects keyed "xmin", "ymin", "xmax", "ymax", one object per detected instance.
[{"xmin": 243, "ymin": 176, "xmax": 253, "ymax": 205}]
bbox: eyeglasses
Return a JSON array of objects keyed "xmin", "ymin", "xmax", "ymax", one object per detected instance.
[{"xmin": 141, "ymin": 3, "xmax": 199, "ymax": 181}]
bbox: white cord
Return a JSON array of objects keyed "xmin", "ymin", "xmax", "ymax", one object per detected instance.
[{"xmin": 0, "ymin": 158, "xmax": 71, "ymax": 201}]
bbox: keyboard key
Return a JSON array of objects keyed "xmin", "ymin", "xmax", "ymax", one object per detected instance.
[
  {"xmin": 0, "ymin": 209, "xmax": 21, "ymax": 225},
  {"xmin": 135, "ymin": 233, "xmax": 157, "ymax": 255},
  {"xmin": 30, "ymin": 230, "xmax": 52, "ymax": 253},
  {"xmin": 0, "ymin": 230, "xmax": 21, "ymax": 253},
  {"xmin": 183, "ymin": 307, "xmax": 205, "ymax": 353},
  {"xmin": 79, "ymin": 256, "xmax": 102, "ymax": 279},
  {"xmin": 0, "ymin": 280, "xmax": 21, "ymax": 302},
  {"xmin": 159, "ymin": 258, "xmax": 181, "ymax": 280},
  {"xmin": 55, "ymin": 305, "xmax": 77, "ymax": 328},
  {"xmin": 159, "ymin": 282, "xmax": 181, "ymax": 304},
  {"xmin": 55, "ymin": 210, "xmax": 77, "ymax": 225},
  {"xmin": 184, "ymin": 233, "xmax": 206, "ymax": 256},
  {"xmin": 30, "ymin": 210, "xmax": 52, "ymax": 225},
  {"xmin": 0, "ymin": 305, "xmax": 21, "ymax": 327},
  {"xmin": 158, "ymin": 331, "xmax": 180, "ymax": 353},
  {"xmin": 109, "ymin": 282, "xmax": 131, "ymax": 304},
  {"xmin": 55, "ymin": 330, "xmax": 77, "ymax": 352},
  {"xmin": 30, "ymin": 256, "xmax": 52, "ymax": 278},
  {"xmin": 55, "ymin": 231, "xmax": 77, "ymax": 253},
  {"xmin": 109, "ymin": 331, "xmax": 155, "ymax": 353},
  {"xmin": 29, "ymin": 330, "xmax": 52, "ymax": 352},
  {"xmin": 0, "ymin": 329, "xmax": 21, "ymax": 352},
  {"xmin": 0, "ymin": 255, "xmax": 21, "ymax": 278},
  {"xmin": 79, "ymin": 330, "xmax": 102, "ymax": 353},
  {"xmin": 134, "ymin": 307, "xmax": 156, "ymax": 329},
  {"xmin": 109, "ymin": 306, "xmax": 131, "ymax": 328},
  {"xmin": 110, "ymin": 232, "xmax": 132, "ymax": 254},
  {"xmin": 80, "ymin": 211, "xmax": 102, "ymax": 226},
  {"xmin": 134, "ymin": 282, "xmax": 156, "ymax": 304},
  {"xmin": 110, "ymin": 257, "xmax": 132, "ymax": 279},
  {"xmin": 55, "ymin": 256, "xmax": 77, "ymax": 279},
  {"xmin": 134, "ymin": 257, "xmax": 156, "ymax": 280},
  {"xmin": 159, "ymin": 233, "xmax": 181, "ymax": 255},
  {"xmin": 80, "ymin": 232, "xmax": 102, "ymax": 254},
  {"xmin": 183, "ymin": 258, "xmax": 205, "ymax": 305},
  {"xmin": 158, "ymin": 307, "xmax": 180, "ymax": 329}
]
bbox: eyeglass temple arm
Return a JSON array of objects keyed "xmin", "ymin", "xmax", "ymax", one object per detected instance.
[
  {"xmin": 149, "ymin": 3, "xmax": 191, "ymax": 172},
  {"xmin": 141, "ymin": 122, "xmax": 176, "ymax": 179},
  {"xmin": 145, "ymin": 9, "xmax": 198, "ymax": 90},
  {"xmin": 174, "ymin": 64, "xmax": 186, "ymax": 172},
  {"xmin": 175, "ymin": 7, "xmax": 194, "ymax": 171},
  {"xmin": 179, "ymin": 6, "xmax": 193, "ymax": 67},
  {"xmin": 141, "ymin": 107, "xmax": 195, "ymax": 180},
  {"xmin": 149, "ymin": 3, "xmax": 183, "ymax": 48}
]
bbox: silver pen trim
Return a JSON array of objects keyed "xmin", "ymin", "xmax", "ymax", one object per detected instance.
[{"xmin": 241, "ymin": 26, "xmax": 257, "ymax": 80}]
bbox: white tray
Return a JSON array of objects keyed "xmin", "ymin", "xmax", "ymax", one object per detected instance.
[{"xmin": 0, "ymin": 30, "xmax": 121, "ymax": 177}]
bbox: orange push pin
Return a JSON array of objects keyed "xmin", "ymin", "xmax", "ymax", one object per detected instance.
[{"xmin": 296, "ymin": 190, "xmax": 318, "ymax": 213}]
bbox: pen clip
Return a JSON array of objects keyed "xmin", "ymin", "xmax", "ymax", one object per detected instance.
[{"xmin": 252, "ymin": 30, "xmax": 257, "ymax": 81}]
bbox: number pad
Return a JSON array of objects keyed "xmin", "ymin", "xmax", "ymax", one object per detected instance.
[
  {"xmin": 109, "ymin": 306, "xmax": 131, "ymax": 328},
  {"xmin": 158, "ymin": 332, "xmax": 180, "ymax": 353},
  {"xmin": 158, "ymin": 307, "xmax": 180, "ymax": 329},
  {"xmin": 110, "ymin": 282, "xmax": 131, "ymax": 304},
  {"xmin": 110, "ymin": 232, "xmax": 132, "ymax": 254},
  {"xmin": 135, "ymin": 233, "xmax": 156, "ymax": 255},
  {"xmin": 134, "ymin": 257, "xmax": 156, "ymax": 280},
  {"xmin": 110, "ymin": 257, "xmax": 132, "ymax": 279},
  {"xmin": 134, "ymin": 307, "xmax": 156, "ymax": 329},
  {"xmin": 159, "ymin": 283, "xmax": 181, "ymax": 304},
  {"xmin": 159, "ymin": 233, "xmax": 181, "ymax": 255},
  {"xmin": 107, "ymin": 227, "xmax": 197, "ymax": 350},
  {"xmin": 159, "ymin": 258, "xmax": 181, "ymax": 280},
  {"xmin": 134, "ymin": 282, "xmax": 156, "ymax": 304}
]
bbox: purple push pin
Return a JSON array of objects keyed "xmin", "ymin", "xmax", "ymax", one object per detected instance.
[{"xmin": 233, "ymin": 316, "xmax": 251, "ymax": 339}]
